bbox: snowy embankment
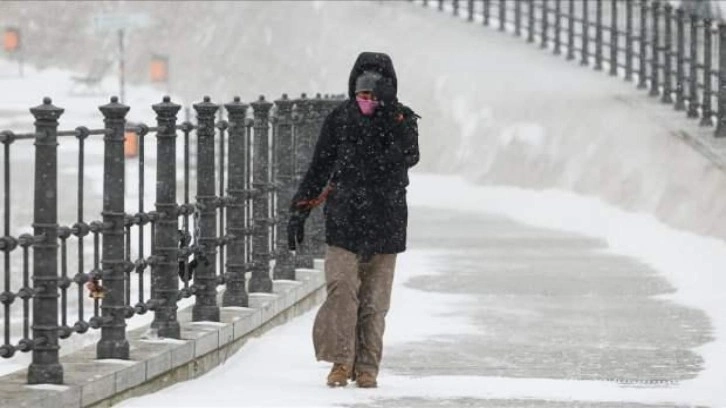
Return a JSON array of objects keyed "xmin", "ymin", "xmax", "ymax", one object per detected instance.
[{"xmin": 121, "ymin": 173, "xmax": 726, "ymax": 407}]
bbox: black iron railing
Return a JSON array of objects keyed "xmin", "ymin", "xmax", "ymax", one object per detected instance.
[
  {"xmin": 0, "ymin": 93, "xmax": 341, "ymax": 384},
  {"xmin": 417, "ymin": 0, "xmax": 726, "ymax": 136}
]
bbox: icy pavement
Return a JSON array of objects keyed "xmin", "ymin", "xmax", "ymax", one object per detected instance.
[{"xmin": 120, "ymin": 174, "xmax": 723, "ymax": 408}]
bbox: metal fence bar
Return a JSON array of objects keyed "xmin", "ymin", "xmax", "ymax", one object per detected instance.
[
  {"xmin": 223, "ymin": 97, "xmax": 250, "ymax": 306},
  {"xmin": 27, "ymin": 97, "xmax": 63, "ymax": 384},
  {"xmin": 20, "ymin": 234, "xmax": 32, "ymax": 353},
  {"xmin": 484, "ymin": 0, "xmax": 490, "ymax": 26},
  {"xmin": 272, "ymin": 95, "xmax": 296, "ymax": 281},
  {"xmin": 528, "ymin": 0, "xmax": 535, "ymax": 43},
  {"xmin": 293, "ymin": 95, "xmax": 315, "ymax": 270},
  {"xmin": 250, "ymin": 96, "xmax": 274, "ymax": 293},
  {"xmin": 515, "ymin": 0, "xmax": 522, "ymax": 36},
  {"xmin": 595, "ymin": 0, "xmax": 603, "ymax": 71},
  {"xmin": 0, "ymin": 134, "xmax": 13, "ymax": 359},
  {"xmin": 541, "ymin": 0, "xmax": 549, "ymax": 49},
  {"xmin": 134, "ymin": 125, "xmax": 150, "ymax": 316},
  {"xmin": 625, "ymin": 0, "xmax": 633, "ymax": 80},
  {"xmin": 650, "ymin": 1, "xmax": 661, "ymax": 97},
  {"xmin": 581, "ymin": 0, "xmax": 589, "ymax": 66},
  {"xmin": 688, "ymin": 13, "xmax": 700, "ymax": 118},
  {"xmin": 499, "ymin": 0, "xmax": 506, "ymax": 31},
  {"xmin": 716, "ymin": 23, "xmax": 726, "ymax": 136},
  {"xmin": 701, "ymin": 19, "xmax": 714, "ymax": 126},
  {"xmin": 554, "ymin": 0, "xmax": 561, "ymax": 55},
  {"xmin": 217, "ymin": 115, "xmax": 228, "ymax": 285},
  {"xmin": 192, "ymin": 97, "xmax": 220, "ymax": 322},
  {"xmin": 662, "ymin": 4, "xmax": 674, "ymax": 103},
  {"xmin": 150, "ymin": 97, "xmax": 181, "ymax": 337},
  {"xmin": 675, "ymin": 8, "xmax": 686, "ymax": 110},
  {"xmin": 609, "ymin": 0, "xmax": 618, "ymax": 76},
  {"xmin": 72, "ymin": 129, "xmax": 90, "ymax": 334},
  {"xmin": 97, "ymin": 96, "xmax": 130, "ymax": 359},
  {"xmin": 179, "ymin": 121, "xmax": 193, "ymax": 294},
  {"xmin": 638, "ymin": 0, "xmax": 648, "ymax": 89},
  {"xmin": 567, "ymin": 0, "xmax": 575, "ymax": 60}
]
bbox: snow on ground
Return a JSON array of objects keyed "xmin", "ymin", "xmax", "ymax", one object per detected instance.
[{"xmin": 121, "ymin": 173, "xmax": 726, "ymax": 408}]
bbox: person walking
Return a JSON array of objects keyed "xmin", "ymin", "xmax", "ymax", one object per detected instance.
[{"xmin": 287, "ymin": 51, "xmax": 420, "ymax": 388}]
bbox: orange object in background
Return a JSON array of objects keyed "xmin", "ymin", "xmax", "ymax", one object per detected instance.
[
  {"xmin": 124, "ymin": 130, "xmax": 138, "ymax": 158},
  {"xmin": 150, "ymin": 55, "xmax": 168, "ymax": 83},
  {"xmin": 3, "ymin": 28, "xmax": 19, "ymax": 52}
]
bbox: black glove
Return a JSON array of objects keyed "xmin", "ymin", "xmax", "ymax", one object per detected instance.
[
  {"xmin": 287, "ymin": 207, "xmax": 311, "ymax": 251},
  {"xmin": 374, "ymin": 77, "xmax": 397, "ymax": 107}
]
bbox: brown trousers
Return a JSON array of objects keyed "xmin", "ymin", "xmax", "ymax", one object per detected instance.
[{"xmin": 313, "ymin": 246, "xmax": 397, "ymax": 376}]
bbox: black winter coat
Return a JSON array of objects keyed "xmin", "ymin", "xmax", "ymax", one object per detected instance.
[{"xmin": 292, "ymin": 52, "xmax": 420, "ymax": 258}]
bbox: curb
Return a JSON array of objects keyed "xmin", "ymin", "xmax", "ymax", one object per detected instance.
[{"xmin": 0, "ymin": 262, "xmax": 325, "ymax": 408}]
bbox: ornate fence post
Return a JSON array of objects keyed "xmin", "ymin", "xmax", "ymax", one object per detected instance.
[
  {"xmin": 541, "ymin": 0, "xmax": 549, "ymax": 49},
  {"xmin": 439, "ymin": 0, "xmax": 444, "ymax": 11},
  {"xmin": 453, "ymin": 0, "xmax": 459, "ymax": 17},
  {"xmin": 595, "ymin": 0, "xmax": 603, "ymax": 71},
  {"xmin": 625, "ymin": 0, "xmax": 634, "ymax": 80},
  {"xmin": 649, "ymin": 1, "xmax": 660, "ymax": 97},
  {"xmin": 716, "ymin": 23, "xmax": 726, "ymax": 137},
  {"xmin": 192, "ymin": 97, "xmax": 220, "ymax": 322},
  {"xmin": 223, "ymin": 97, "xmax": 250, "ymax": 305},
  {"xmin": 688, "ymin": 13, "xmax": 700, "ymax": 118},
  {"xmin": 675, "ymin": 8, "xmax": 686, "ymax": 110},
  {"xmin": 662, "ymin": 4, "xmax": 673, "ymax": 103},
  {"xmin": 581, "ymin": 0, "xmax": 589, "ymax": 66},
  {"xmin": 96, "ymin": 96, "xmax": 130, "ymax": 359},
  {"xmin": 272, "ymin": 95, "xmax": 296, "ymax": 281},
  {"xmin": 567, "ymin": 0, "xmax": 575, "ymax": 60},
  {"xmin": 609, "ymin": 0, "xmax": 618, "ymax": 76},
  {"xmin": 149, "ymin": 96, "xmax": 181, "ymax": 338},
  {"xmin": 701, "ymin": 19, "xmax": 714, "ymax": 127},
  {"xmin": 467, "ymin": 0, "xmax": 474, "ymax": 22},
  {"xmin": 638, "ymin": 0, "xmax": 648, "ymax": 89},
  {"xmin": 250, "ymin": 96, "xmax": 274, "ymax": 293},
  {"xmin": 554, "ymin": 0, "xmax": 561, "ymax": 55},
  {"xmin": 293, "ymin": 95, "xmax": 315, "ymax": 270},
  {"xmin": 27, "ymin": 98, "xmax": 63, "ymax": 384}
]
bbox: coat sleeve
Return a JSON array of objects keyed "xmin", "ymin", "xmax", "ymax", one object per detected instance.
[
  {"xmin": 399, "ymin": 109, "xmax": 420, "ymax": 168},
  {"xmin": 291, "ymin": 112, "xmax": 339, "ymax": 207},
  {"xmin": 377, "ymin": 106, "xmax": 420, "ymax": 169}
]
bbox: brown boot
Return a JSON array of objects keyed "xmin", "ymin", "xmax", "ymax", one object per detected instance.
[
  {"xmin": 326, "ymin": 364, "xmax": 350, "ymax": 387},
  {"xmin": 355, "ymin": 372, "xmax": 378, "ymax": 388}
]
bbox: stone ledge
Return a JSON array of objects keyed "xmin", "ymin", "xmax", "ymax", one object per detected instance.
[{"xmin": 0, "ymin": 264, "xmax": 325, "ymax": 408}]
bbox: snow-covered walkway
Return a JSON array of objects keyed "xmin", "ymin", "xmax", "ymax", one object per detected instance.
[{"xmin": 121, "ymin": 174, "xmax": 725, "ymax": 407}]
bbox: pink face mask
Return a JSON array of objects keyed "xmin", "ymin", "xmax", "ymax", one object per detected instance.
[{"xmin": 356, "ymin": 97, "xmax": 379, "ymax": 116}]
